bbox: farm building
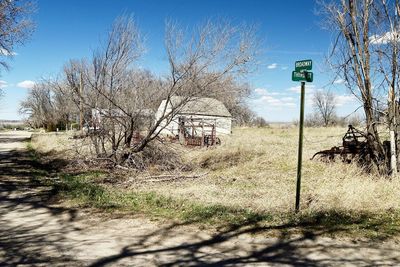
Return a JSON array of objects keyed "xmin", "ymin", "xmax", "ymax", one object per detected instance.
[{"xmin": 155, "ymin": 96, "xmax": 232, "ymax": 136}]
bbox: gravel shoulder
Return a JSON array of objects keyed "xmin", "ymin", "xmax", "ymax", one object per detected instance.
[{"xmin": 0, "ymin": 130, "xmax": 400, "ymax": 266}]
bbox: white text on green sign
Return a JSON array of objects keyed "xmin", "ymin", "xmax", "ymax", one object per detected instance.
[
  {"xmin": 292, "ymin": 71, "xmax": 313, "ymax": 82},
  {"xmin": 295, "ymin": 60, "xmax": 312, "ymax": 71}
]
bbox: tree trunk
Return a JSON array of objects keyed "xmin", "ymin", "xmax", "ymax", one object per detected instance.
[{"xmin": 364, "ymin": 101, "xmax": 388, "ymax": 174}]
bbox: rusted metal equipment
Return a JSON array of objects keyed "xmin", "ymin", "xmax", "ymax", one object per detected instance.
[
  {"xmin": 178, "ymin": 117, "xmax": 221, "ymax": 147},
  {"xmin": 131, "ymin": 131, "xmax": 143, "ymax": 146},
  {"xmin": 311, "ymin": 125, "xmax": 368, "ymax": 162}
]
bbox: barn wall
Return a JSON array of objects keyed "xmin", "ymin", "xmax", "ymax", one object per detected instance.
[
  {"xmin": 182, "ymin": 114, "xmax": 232, "ymax": 135},
  {"xmin": 155, "ymin": 101, "xmax": 232, "ymax": 136},
  {"xmin": 155, "ymin": 100, "xmax": 178, "ymax": 136},
  {"xmin": 156, "ymin": 115, "xmax": 231, "ymax": 136}
]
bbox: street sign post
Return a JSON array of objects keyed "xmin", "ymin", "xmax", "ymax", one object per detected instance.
[{"xmin": 292, "ymin": 59, "xmax": 313, "ymax": 213}]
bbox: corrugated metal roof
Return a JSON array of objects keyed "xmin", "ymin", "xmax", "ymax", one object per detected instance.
[{"xmin": 168, "ymin": 96, "xmax": 232, "ymax": 117}]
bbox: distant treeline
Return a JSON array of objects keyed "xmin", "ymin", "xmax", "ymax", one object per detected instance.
[
  {"xmin": 0, "ymin": 120, "xmax": 26, "ymax": 130},
  {"xmin": 0, "ymin": 120, "xmax": 23, "ymax": 124}
]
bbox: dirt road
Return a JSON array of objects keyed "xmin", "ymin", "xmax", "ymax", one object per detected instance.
[{"xmin": 1, "ymin": 131, "xmax": 400, "ymax": 266}]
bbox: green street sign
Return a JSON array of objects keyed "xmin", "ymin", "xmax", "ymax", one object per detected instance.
[
  {"xmin": 295, "ymin": 59, "xmax": 312, "ymax": 71},
  {"xmin": 292, "ymin": 71, "xmax": 313, "ymax": 82}
]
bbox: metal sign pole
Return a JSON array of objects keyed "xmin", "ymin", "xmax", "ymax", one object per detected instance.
[
  {"xmin": 295, "ymin": 81, "xmax": 305, "ymax": 212},
  {"xmin": 292, "ymin": 59, "xmax": 313, "ymax": 212}
]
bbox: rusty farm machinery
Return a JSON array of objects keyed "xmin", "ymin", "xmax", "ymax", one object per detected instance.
[
  {"xmin": 178, "ymin": 117, "xmax": 221, "ymax": 147},
  {"xmin": 311, "ymin": 125, "xmax": 370, "ymax": 162}
]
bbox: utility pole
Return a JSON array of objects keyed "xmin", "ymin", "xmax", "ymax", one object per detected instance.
[
  {"xmin": 388, "ymin": 0, "xmax": 398, "ymax": 175},
  {"xmin": 389, "ymin": 85, "xmax": 398, "ymax": 175}
]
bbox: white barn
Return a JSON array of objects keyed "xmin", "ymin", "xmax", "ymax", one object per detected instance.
[{"xmin": 155, "ymin": 96, "xmax": 232, "ymax": 136}]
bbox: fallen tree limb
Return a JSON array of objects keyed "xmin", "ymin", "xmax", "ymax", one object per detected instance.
[{"xmin": 130, "ymin": 172, "xmax": 209, "ymax": 183}]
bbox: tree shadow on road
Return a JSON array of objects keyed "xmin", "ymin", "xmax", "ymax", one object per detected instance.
[
  {"xmin": 87, "ymin": 217, "xmax": 400, "ymax": 267},
  {"xmin": 0, "ymin": 136, "xmax": 31, "ymax": 143},
  {"xmin": 0, "ymin": 149, "xmax": 81, "ymax": 266}
]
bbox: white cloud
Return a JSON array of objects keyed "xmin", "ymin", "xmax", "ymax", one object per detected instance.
[
  {"xmin": 254, "ymin": 87, "xmax": 283, "ymax": 96},
  {"xmin": 256, "ymin": 95, "xmax": 296, "ymax": 107},
  {"xmin": 281, "ymin": 97, "xmax": 295, "ymax": 102},
  {"xmin": 17, "ymin": 80, "xmax": 36, "ymax": 89},
  {"xmin": 370, "ymin": 31, "xmax": 399, "ymax": 45},
  {"xmin": 267, "ymin": 63, "xmax": 278, "ymax": 69},
  {"xmin": 253, "ymin": 88, "xmax": 296, "ymax": 109},
  {"xmin": 287, "ymin": 85, "xmax": 316, "ymax": 94},
  {"xmin": 0, "ymin": 48, "xmax": 17, "ymax": 56},
  {"xmin": 287, "ymin": 86, "xmax": 301, "ymax": 93},
  {"xmin": 269, "ymin": 92, "xmax": 282, "ymax": 96},
  {"xmin": 251, "ymin": 86, "xmax": 360, "ymax": 122},
  {"xmin": 281, "ymin": 66, "xmax": 288, "ymax": 70},
  {"xmin": 0, "ymin": 80, "xmax": 8, "ymax": 89},
  {"xmin": 336, "ymin": 94, "xmax": 358, "ymax": 106},
  {"xmin": 287, "ymin": 85, "xmax": 357, "ymax": 106},
  {"xmin": 333, "ymin": 78, "xmax": 345, "ymax": 84},
  {"xmin": 254, "ymin": 88, "xmax": 268, "ymax": 96}
]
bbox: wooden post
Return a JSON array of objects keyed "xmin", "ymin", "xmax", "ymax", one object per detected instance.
[
  {"xmin": 191, "ymin": 119, "xmax": 195, "ymax": 145},
  {"xmin": 212, "ymin": 122, "xmax": 216, "ymax": 145},
  {"xmin": 79, "ymin": 72, "xmax": 84, "ymax": 131},
  {"xmin": 201, "ymin": 119, "xmax": 204, "ymax": 147},
  {"xmin": 390, "ymin": 130, "xmax": 398, "ymax": 174},
  {"xmin": 178, "ymin": 117, "xmax": 185, "ymax": 145},
  {"xmin": 388, "ymin": 80, "xmax": 398, "ymax": 175},
  {"xmin": 396, "ymin": 103, "xmax": 400, "ymax": 172},
  {"xmin": 213, "ymin": 120, "xmax": 216, "ymax": 145},
  {"xmin": 390, "ymin": 0, "xmax": 399, "ymax": 175}
]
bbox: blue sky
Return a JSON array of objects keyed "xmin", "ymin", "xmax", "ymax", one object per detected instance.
[{"xmin": 0, "ymin": 0, "xmax": 359, "ymax": 122}]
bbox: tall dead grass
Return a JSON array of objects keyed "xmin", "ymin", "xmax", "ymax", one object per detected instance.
[
  {"xmin": 31, "ymin": 127, "xmax": 400, "ymax": 216},
  {"xmin": 31, "ymin": 132, "xmax": 74, "ymax": 155},
  {"xmin": 30, "ymin": 131, "xmax": 190, "ymax": 171},
  {"xmin": 136, "ymin": 127, "xmax": 400, "ymax": 215}
]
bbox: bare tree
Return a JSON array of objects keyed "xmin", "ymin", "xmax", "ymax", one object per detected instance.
[
  {"xmin": 60, "ymin": 16, "xmax": 157, "ymax": 162},
  {"xmin": 371, "ymin": 0, "xmax": 400, "ymax": 173},
  {"xmin": 0, "ymin": 0, "xmax": 34, "ymax": 101},
  {"xmin": 20, "ymin": 81, "xmax": 60, "ymax": 130},
  {"xmin": 312, "ymin": 90, "xmax": 337, "ymax": 127},
  {"xmin": 195, "ymin": 74, "xmax": 256, "ymax": 125},
  {"xmin": 132, "ymin": 19, "xmax": 259, "ymax": 155},
  {"xmin": 319, "ymin": 0, "xmax": 395, "ymax": 173},
  {"xmin": 0, "ymin": 0, "xmax": 34, "ymax": 71},
  {"xmin": 27, "ymin": 16, "xmax": 260, "ymax": 168}
]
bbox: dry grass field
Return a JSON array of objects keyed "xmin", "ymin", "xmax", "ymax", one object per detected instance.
[
  {"xmin": 30, "ymin": 126, "xmax": 400, "ymax": 236},
  {"xmin": 134, "ymin": 127, "xmax": 400, "ymax": 214}
]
